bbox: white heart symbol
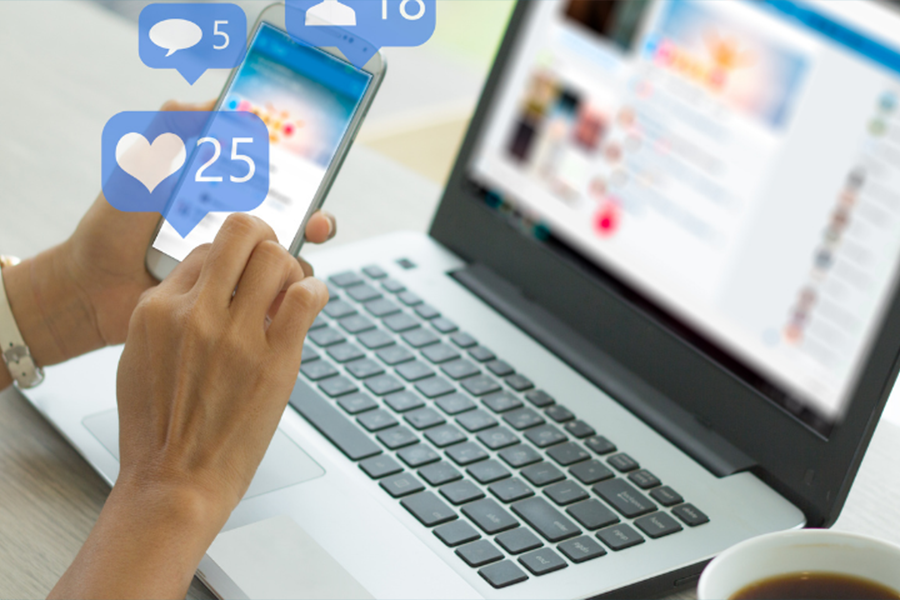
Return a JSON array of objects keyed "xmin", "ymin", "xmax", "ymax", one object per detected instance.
[{"xmin": 115, "ymin": 132, "xmax": 186, "ymax": 194}]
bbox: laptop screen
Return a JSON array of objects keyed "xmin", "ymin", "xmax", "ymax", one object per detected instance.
[{"xmin": 469, "ymin": 0, "xmax": 900, "ymax": 435}]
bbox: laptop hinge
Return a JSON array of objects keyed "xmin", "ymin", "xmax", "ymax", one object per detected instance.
[{"xmin": 452, "ymin": 263, "xmax": 756, "ymax": 478}]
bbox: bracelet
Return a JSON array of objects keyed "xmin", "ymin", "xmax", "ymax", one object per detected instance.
[{"xmin": 0, "ymin": 255, "xmax": 45, "ymax": 389}]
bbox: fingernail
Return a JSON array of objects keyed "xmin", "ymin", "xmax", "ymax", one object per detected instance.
[{"xmin": 327, "ymin": 214, "xmax": 337, "ymax": 239}]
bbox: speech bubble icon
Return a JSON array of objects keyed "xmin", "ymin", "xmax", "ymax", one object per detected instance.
[
  {"xmin": 139, "ymin": 4, "xmax": 247, "ymax": 84},
  {"xmin": 102, "ymin": 111, "xmax": 270, "ymax": 237},
  {"xmin": 149, "ymin": 18, "xmax": 203, "ymax": 57},
  {"xmin": 285, "ymin": 0, "xmax": 436, "ymax": 69}
]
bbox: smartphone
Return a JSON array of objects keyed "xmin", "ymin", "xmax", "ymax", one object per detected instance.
[{"xmin": 145, "ymin": 3, "xmax": 386, "ymax": 281}]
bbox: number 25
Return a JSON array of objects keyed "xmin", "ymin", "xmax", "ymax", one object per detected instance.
[{"xmin": 195, "ymin": 137, "xmax": 255, "ymax": 183}]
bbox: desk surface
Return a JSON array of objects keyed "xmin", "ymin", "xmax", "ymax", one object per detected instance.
[{"xmin": 2, "ymin": 2, "xmax": 900, "ymax": 599}]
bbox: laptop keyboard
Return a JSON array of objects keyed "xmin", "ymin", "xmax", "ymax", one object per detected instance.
[{"xmin": 288, "ymin": 266, "xmax": 710, "ymax": 589}]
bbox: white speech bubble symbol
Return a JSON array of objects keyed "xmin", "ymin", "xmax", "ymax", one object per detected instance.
[{"xmin": 149, "ymin": 18, "xmax": 203, "ymax": 57}]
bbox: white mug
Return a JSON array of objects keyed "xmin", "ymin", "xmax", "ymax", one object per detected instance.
[{"xmin": 698, "ymin": 530, "xmax": 900, "ymax": 600}]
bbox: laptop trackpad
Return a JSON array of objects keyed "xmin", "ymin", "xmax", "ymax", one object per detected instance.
[
  {"xmin": 203, "ymin": 515, "xmax": 374, "ymax": 600},
  {"xmin": 83, "ymin": 410, "xmax": 325, "ymax": 498}
]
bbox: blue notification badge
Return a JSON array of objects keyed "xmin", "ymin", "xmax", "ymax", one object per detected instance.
[
  {"xmin": 102, "ymin": 111, "xmax": 270, "ymax": 237},
  {"xmin": 285, "ymin": 0, "xmax": 436, "ymax": 68},
  {"xmin": 139, "ymin": 3, "xmax": 247, "ymax": 84}
]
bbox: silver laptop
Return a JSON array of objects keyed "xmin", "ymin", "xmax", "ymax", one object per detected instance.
[{"xmin": 25, "ymin": 1, "xmax": 900, "ymax": 597}]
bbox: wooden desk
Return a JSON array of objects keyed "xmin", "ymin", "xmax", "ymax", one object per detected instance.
[{"xmin": 1, "ymin": 2, "xmax": 899, "ymax": 599}]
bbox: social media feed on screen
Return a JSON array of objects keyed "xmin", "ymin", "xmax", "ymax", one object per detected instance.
[
  {"xmin": 471, "ymin": 0, "xmax": 900, "ymax": 434},
  {"xmin": 153, "ymin": 22, "xmax": 373, "ymax": 261}
]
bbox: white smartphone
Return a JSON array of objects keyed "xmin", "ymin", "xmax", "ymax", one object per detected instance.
[{"xmin": 145, "ymin": 3, "xmax": 386, "ymax": 281}]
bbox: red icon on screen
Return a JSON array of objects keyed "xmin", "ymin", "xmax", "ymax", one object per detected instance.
[{"xmin": 595, "ymin": 202, "xmax": 620, "ymax": 237}]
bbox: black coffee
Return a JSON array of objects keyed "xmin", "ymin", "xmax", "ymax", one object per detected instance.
[{"xmin": 730, "ymin": 572, "xmax": 900, "ymax": 600}]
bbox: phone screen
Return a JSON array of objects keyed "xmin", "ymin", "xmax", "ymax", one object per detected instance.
[{"xmin": 152, "ymin": 22, "xmax": 373, "ymax": 261}]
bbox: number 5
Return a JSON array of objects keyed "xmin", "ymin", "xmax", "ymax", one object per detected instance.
[
  {"xmin": 230, "ymin": 138, "xmax": 255, "ymax": 183},
  {"xmin": 213, "ymin": 20, "xmax": 229, "ymax": 49}
]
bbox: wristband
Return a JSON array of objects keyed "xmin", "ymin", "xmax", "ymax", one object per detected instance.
[{"xmin": 0, "ymin": 256, "xmax": 45, "ymax": 389}]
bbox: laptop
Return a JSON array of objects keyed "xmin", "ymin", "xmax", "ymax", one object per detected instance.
[{"xmin": 24, "ymin": 0, "xmax": 900, "ymax": 597}]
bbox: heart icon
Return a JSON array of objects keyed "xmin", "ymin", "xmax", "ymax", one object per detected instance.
[{"xmin": 115, "ymin": 132, "xmax": 186, "ymax": 193}]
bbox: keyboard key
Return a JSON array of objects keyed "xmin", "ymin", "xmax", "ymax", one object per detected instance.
[
  {"xmin": 441, "ymin": 359, "xmax": 481, "ymax": 381},
  {"xmin": 435, "ymin": 520, "xmax": 479, "ymax": 547},
  {"xmin": 431, "ymin": 317, "xmax": 458, "ymax": 334},
  {"xmin": 483, "ymin": 392, "xmax": 523, "ymax": 414},
  {"xmin": 396, "ymin": 361, "xmax": 435, "ymax": 382},
  {"xmin": 446, "ymin": 442, "xmax": 489, "ymax": 466},
  {"xmin": 521, "ymin": 463, "xmax": 566, "ymax": 487},
  {"xmin": 337, "ymin": 392, "xmax": 377, "ymax": 415},
  {"xmin": 468, "ymin": 346, "xmax": 496, "ymax": 362},
  {"xmin": 456, "ymin": 409, "xmax": 498, "ymax": 432},
  {"xmin": 608, "ymin": 453, "xmax": 640, "ymax": 472},
  {"xmin": 489, "ymin": 478, "xmax": 535, "ymax": 503},
  {"xmin": 329, "ymin": 271, "xmax": 364, "ymax": 288},
  {"xmin": 478, "ymin": 560, "xmax": 528, "ymax": 589},
  {"xmin": 376, "ymin": 345, "xmax": 414, "ymax": 366},
  {"xmin": 326, "ymin": 343, "xmax": 365, "ymax": 364},
  {"xmin": 301, "ymin": 360, "xmax": 338, "ymax": 381},
  {"xmin": 404, "ymin": 407, "xmax": 446, "ymax": 430},
  {"xmin": 597, "ymin": 524, "xmax": 644, "ymax": 551},
  {"xmin": 419, "ymin": 461, "xmax": 462, "ymax": 486},
  {"xmin": 380, "ymin": 472, "xmax": 425, "ymax": 498},
  {"xmin": 456, "ymin": 540, "xmax": 503, "ymax": 567},
  {"xmin": 365, "ymin": 374, "xmax": 406, "ymax": 396},
  {"xmin": 415, "ymin": 376, "xmax": 456, "ymax": 398},
  {"xmin": 397, "ymin": 291, "xmax": 421, "ymax": 306},
  {"xmin": 524, "ymin": 424, "xmax": 567, "ymax": 448},
  {"xmin": 358, "ymin": 329, "xmax": 394, "ymax": 350},
  {"xmin": 302, "ymin": 345, "xmax": 319, "ymax": 362},
  {"xmin": 362, "ymin": 265, "xmax": 388, "ymax": 280},
  {"xmin": 326, "ymin": 282, "xmax": 340, "ymax": 302},
  {"xmin": 435, "ymin": 393, "xmax": 476, "ymax": 415},
  {"xmin": 511, "ymin": 497, "xmax": 581, "ymax": 543},
  {"xmin": 381, "ymin": 279, "xmax": 405, "ymax": 293},
  {"xmin": 348, "ymin": 284, "xmax": 382, "ymax": 303},
  {"xmin": 462, "ymin": 374, "xmax": 502, "ymax": 396},
  {"xmin": 486, "ymin": 360, "xmax": 515, "ymax": 377},
  {"xmin": 672, "ymin": 504, "xmax": 709, "ymax": 527},
  {"xmin": 499, "ymin": 445, "xmax": 542, "ymax": 468},
  {"xmin": 634, "ymin": 512, "xmax": 682, "ymax": 539},
  {"xmin": 496, "ymin": 528, "xmax": 542, "ymax": 554},
  {"xmin": 628, "ymin": 469, "xmax": 661, "ymax": 490},
  {"xmin": 397, "ymin": 444, "xmax": 441, "ymax": 468},
  {"xmin": 593, "ymin": 479, "xmax": 656, "ymax": 518},
  {"xmin": 345, "ymin": 359, "xmax": 385, "ymax": 380},
  {"xmin": 566, "ymin": 499, "xmax": 619, "ymax": 530},
  {"xmin": 564, "ymin": 420, "xmax": 596, "ymax": 439},
  {"xmin": 309, "ymin": 327, "xmax": 346, "ymax": 347},
  {"xmin": 360, "ymin": 455, "xmax": 403, "ymax": 479},
  {"xmin": 518, "ymin": 548, "xmax": 567, "ymax": 575},
  {"xmin": 547, "ymin": 442, "xmax": 590, "ymax": 466},
  {"xmin": 364, "ymin": 298, "xmax": 402, "ymax": 318},
  {"xmin": 310, "ymin": 316, "xmax": 328, "ymax": 331},
  {"xmin": 544, "ymin": 480, "xmax": 589, "ymax": 506},
  {"xmin": 546, "ymin": 405, "xmax": 574, "ymax": 423},
  {"xmin": 558, "ymin": 536, "xmax": 607, "ymax": 563},
  {"xmin": 505, "ymin": 374, "xmax": 534, "ymax": 392},
  {"xmin": 357, "ymin": 409, "xmax": 397, "ymax": 432},
  {"xmin": 376, "ymin": 426, "xmax": 418, "ymax": 450},
  {"xmin": 585, "ymin": 435, "xmax": 616, "ymax": 455},
  {"xmin": 569, "ymin": 460, "xmax": 614, "ymax": 485},
  {"xmin": 319, "ymin": 376, "xmax": 358, "ymax": 398},
  {"xmin": 467, "ymin": 460, "xmax": 511, "ymax": 484},
  {"xmin": 338, "ymin": 314, "xmax": 376, "ymax": 334},
  {"xmin": 415, "ymin": 304, "xmax": 441, "ymax": 320},
  {"xmin": 324, "ymin": 300, "xmax": 356, "ymax": 319},
  {"xmin": 503, "ymin": 408, "xmax": 545, "ymax": 431},
  {"xmin": 440, "ymin": 480, "xmax": 485, "ymax": 505},
  {"xmin": 650, "ymin": 486, "xmax": 683, "ymax": 507},
  {"xmin": 462, "ymin": 498, "xmax": 519, "ymax": 534},
  {"xmin": 451, "ymin": 332, "xmax": 478, "ymax": 348},
  {"xmin": 525, "ymin": 389, "xmax": 555, "ymax": 408},
  {"xmin": 384, "ymin": 313, "xmax": 419, "ymax": 333},
  {"xmin": 422, "ymin": 343, "xmax": 460, "ymax": 364},
  {"xmin": 402, "ymin": 491, "xmax": 457, "ymax": 527},
  {"xmin": 424, "ymin": 424, "xmax": 467, "ymax": 448},
  {"xmin": 476, "ymin": 426, "xmax": 519, "ymax": 450},
  {"xmin": 403, "ymin": 328, "xmax": 440, "ymax": 348},
  {"xmin": 289, "ymin": 381, "xmax": 381, "ymax": 460}
]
